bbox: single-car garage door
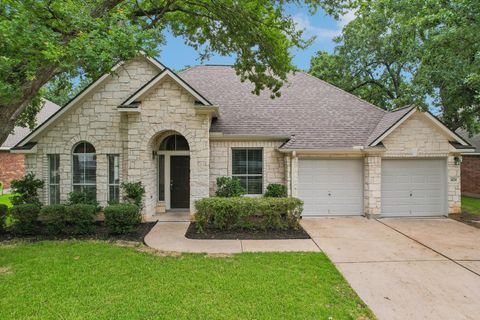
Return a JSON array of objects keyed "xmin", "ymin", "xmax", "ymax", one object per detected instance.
[
  {"xmin": 381, "ymin": 159, "xmax": 446, "ymax": 217},
  {"xmin": 298, "ymin": 159, "xmax": 363, "ymax": 216}
]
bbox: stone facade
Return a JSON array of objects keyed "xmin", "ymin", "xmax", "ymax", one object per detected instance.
[
  {"xmin": 461, "ymin": 155, "xmax": 480, "ymax": 197},
  {"xmin": 364, "ymin": 156, "xmax": 381, "ymax": 217},
  {"xmin": 209, "ymin": 140, "xmax": 285, "ymax": 195},
  {"xmin": 0, "ymin": 151, "xmax": 25, "ymax": 189}
]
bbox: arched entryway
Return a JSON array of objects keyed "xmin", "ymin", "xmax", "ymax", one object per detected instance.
[{"xmin": 157, "ymin": 133, "xmax": 190, "ymax": 209}]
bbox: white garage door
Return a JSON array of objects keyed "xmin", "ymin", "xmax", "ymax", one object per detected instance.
[
  {"xmin": 381, "ymin": 159, "xmax": 446, "ymax": 217},
  {"xmin": 298, "ymin": 159, "xmax": 363, "ymax": 216}
]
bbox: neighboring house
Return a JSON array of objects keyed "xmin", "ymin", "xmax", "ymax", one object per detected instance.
[
  {"xmin": 12, "ymin": 54, "xmax": 474, "ymax": 218},
  {"xmin": 456, "ymin": 129, "xmax": 480, "ymax": 198},
  {"xmin": 0, "ymin": 100, "xmax": 60, "ymax": 190}
]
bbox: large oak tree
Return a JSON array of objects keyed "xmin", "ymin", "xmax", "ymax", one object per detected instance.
[
  {"xmin": 310, "ymin": 0, "xmax": 480, "ymax": 134},
  {"xmin": 0, "ymin": 0, "xmax": 345, "ymax": 146}
]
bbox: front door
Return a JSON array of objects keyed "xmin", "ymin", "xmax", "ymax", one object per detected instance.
[{"xmin": 170, "ymin": 156, "xmax": 190, "ymax": 208}]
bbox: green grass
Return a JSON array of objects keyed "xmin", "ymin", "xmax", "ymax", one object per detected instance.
[
  {"xmin": 462, "ymin": 196, "xmax": 480, "ymax": 215},
  {"xmin": 0, "ymin": 241, "xmax": 374, "ymax": 320},
  {"xmin": 0, "ymin": 193, "xmax": 13, "ymax": 207}
]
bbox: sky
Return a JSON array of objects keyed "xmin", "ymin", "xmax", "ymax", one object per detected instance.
[{"xmin": 157, "ymin": 5, "xmax": 354, "ymax": 71}]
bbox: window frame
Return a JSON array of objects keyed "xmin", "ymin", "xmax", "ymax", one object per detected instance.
[
  {"xmin": 71, "ymin": 141, "xmax": 97, "ymax": 200},
  {"xmin": 231, "ymin": 148, "xmax": 264, "ymax": 195},
  {"xmin": 107, "ymin": 154, "xmax": 120, "ymax": 203},
  {"xmin": 48, "ymin": 154, "xmax": 60, "ymax": 204}
]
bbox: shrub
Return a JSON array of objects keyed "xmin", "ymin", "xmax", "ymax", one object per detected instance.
[
  {"xmin": 67, "ymin": 190, "xmax": 101, "ymax": 211},
  {"xmin": 121, "ymin": 182, "xmax": 145, "ymax": 208},
  {"xmin": 195, "ymin": 197, "xmax": 303, "ymax": 232},
  {"xmin": 215, "ymin": 177, "xmax": 246, "ymax": 197},
  {"xmin": 39, "ymin": 204, "xmax": 68, "ymax": 234},
  {"xmin": 9, "ymin": 204, "xmax": 40, "ymax": 235},
  {"xmin": 264, "ymin": 184, "xmax": 288, "ymax": 198},
  {"xmin": 104, "ymin": 204, "xmax": 141, "ymax": 234},
  {"xmin": 10, "ymin": 173, "xmax": 44, "ymax": 206},
  {"xmin": 0, "ymin": 204, "xmax": 7, "ymax": 234},
  {"xmin": 66, "ymin": 204, "xmax": 97, "ymax": 234}
]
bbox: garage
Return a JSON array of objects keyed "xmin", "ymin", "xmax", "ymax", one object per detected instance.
[
  {"xmin": 298, "ymin": 159, "xmax": 363, "ymax": 216},
  {"xmin": 381, "ymin": 159, "xmax": 447, "ymax": 217}
]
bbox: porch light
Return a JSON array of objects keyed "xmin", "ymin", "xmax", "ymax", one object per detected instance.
[
  {"xmin": 152, "ymin": 150, "xmax": 156, "ymax": 159},
  {"xmin": 454, "ymin": 156, "xmax": 462, "ymax": 165}
]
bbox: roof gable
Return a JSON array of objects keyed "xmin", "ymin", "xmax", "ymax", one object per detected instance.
[
  {"xmin": 15, "ymin": 54, "xmax": 164, "ymax": 148},
  {"xmin": 369, "ymin": 107, "xmax": 471, "ymax": 147}
]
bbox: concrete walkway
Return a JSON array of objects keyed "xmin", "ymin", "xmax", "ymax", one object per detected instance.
[
  {"xmin": 301, "ymin": 217, "xmax": 480, "ymax": 320},
  {"xmin": 144, "ymin": 213, "xmax": 320, "ymax": 253}
]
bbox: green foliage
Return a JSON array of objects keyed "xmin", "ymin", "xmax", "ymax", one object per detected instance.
[
  {"xmin": 121, "ymin": 182, "xmax": 145, "ymax": 208},
  {"xmin": 310, "ymin": 0, "xmax": 480, "ymax": 134},
  {"xmin": 9, "ymin": 204, "xmax": 40, "ymax": 235},
  {"xmin": 194, "ymin": 197, "xmax": 303, "ymax": 232},
  {"xmin": 66, "ymin": 204, "xmax": 97, "ymax": 234},
  {"xmin": 67, "ymin": 190, "xmax": 100, "ymax": 211},
  {"xmin": 0, "ymin": 0, "xmax": 348, "ymax": 145},
  {"xmin": 10, "ymin": 173, "xmax": 44, "ymax": 206},
  {"xmin": 104, "ymin": 204, "xmax": 141, "ymax": 234},
  {"xmin": 264, "ymin": 183, "xmax": 288, "ymax": 197},
  {"xmin": 215, "ymin": 177, "xmax": 246, "ymax": 197},
  {"xmin": 44, "ymin": 74, "xmax": 92, "ymax": 107},
  {"xmin": 0, "ymin": 203, "xmax": 7, "ymax": 233},
  {"xmin": 39, "ymin": 204, "xmax": 68, "ymax": 234}
]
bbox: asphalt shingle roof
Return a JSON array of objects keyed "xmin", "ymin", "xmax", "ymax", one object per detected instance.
[
  {"xmin": 366, "ymin": 106, "xmax": 415, "ymax": 146},
  {"xmin": 180, "ymin": 65, "xmax": 387, "ymax": 149},
  {"xmin": 456, "ymin": 129, "xmax": 480, "ymax": 152},
  {"xmin": 1, "ymin": 100, "xmax": 60, "ymax": 149}
]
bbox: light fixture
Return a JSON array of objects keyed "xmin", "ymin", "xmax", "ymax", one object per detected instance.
[
  {"xmin": 152, "ymin": 150, "xmax": 156, "ymax": 159},
  {"xmin": 454, "ymin": 156, "xmax": 462, "ymax": 165}
]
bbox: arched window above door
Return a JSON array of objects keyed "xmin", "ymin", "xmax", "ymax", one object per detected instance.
[{"xmin": 159, "ymin": 134, "xmax": 189, "ymax": 151}]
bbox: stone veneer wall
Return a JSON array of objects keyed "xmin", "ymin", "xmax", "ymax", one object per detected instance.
[
  {"xmin": 0, "ymin": 151, "xmax": 25, "ymax": 189},
  {"xmin": 24, "ymin": 57, "xmax": 161, "ymax": 212},
  {"xmin": 381, "ymin": 112, "xmax": 461, "ymax": 214},
  {"xmin": 364, "ymin": 156, "xmax": 381, "ymax": 217},
  {"xmin": 461, "ymin": 155, "xmax": 480, "ymax": 197},
  {"xmin": 209, "ymin": 140, "xmax": 285, "ymax": 195}
]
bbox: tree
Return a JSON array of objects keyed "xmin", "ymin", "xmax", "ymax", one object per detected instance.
[
  {"xmin": 310, "ymin": 0, "xmax": 480, "ymax": 134},
  {"xmin": 0, "ymin": 0, "xmax": 346, "ymax": 146}
]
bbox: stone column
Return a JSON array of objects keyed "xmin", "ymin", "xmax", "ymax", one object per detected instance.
[
  {"xmin": 447, "ymin": 155, "xmax": 461, "ymax": 215},
  {"xmin": 364, "ymin": 156, "xmax": 382, "ymax": 218},
  {"xmin": 291, "ymin": 152, "xmax": 298, "ymax": 197},
  {"xmin": 285, "ymin": 154, "xmax": 292, "ymax": 196}
]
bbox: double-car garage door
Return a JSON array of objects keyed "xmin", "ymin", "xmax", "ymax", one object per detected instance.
[{"xmin": 298, "ymin": 158, "xmax": 447, "ymax": 217}]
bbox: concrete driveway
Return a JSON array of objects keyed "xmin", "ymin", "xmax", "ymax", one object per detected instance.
[{"xmin": 301, "ymin": 217, "xmax": 480, "ymax": 320}]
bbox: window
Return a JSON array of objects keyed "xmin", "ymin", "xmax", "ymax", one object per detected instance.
[
  {"xmin": 48, "ymin": 154, "xmax": 60, "ymax": 204},
  {"xmin": 232, "ymin": 149, "xmax": 263, "ymax": 194},
  {"xmin": 158, "ymin": 155, "xmax": 165, "ymax": 201},
  {"xmin": 108, "ymin": 154, "xmax": 120, "ymax": 203},
  {"xmin": 72, "ymin": 142, "xmax": 96, "ymax": 201},
  {"xmin": 159, "ymin": 134, "xmax": 189, "ymax": 151}
]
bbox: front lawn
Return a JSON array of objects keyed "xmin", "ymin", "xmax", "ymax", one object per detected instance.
[
  {"xmin": 0, "ymin": 193, "xmax": 13, "ymax": 207},
  {"xmin": 0, "ymin": 241, "xmax": 374, "ymax": 320},
  {"xmin": 462, "ymin": 196, "xmax": 480, "ymax": 215}
]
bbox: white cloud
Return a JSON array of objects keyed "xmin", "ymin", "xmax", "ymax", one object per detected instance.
[{"xmin": 293, "ymin": 10, "xmax": 356, "ymax": 41}]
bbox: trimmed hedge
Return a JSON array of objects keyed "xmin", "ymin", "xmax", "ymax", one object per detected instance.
[
  {"xmin": 264, "ymin": 183, "xmax": 288, "ymax": 198},
  {"xmin": 10, "ymin": 204, "xmax": 40, "ymax": 235},
  {"xmin": 66, "ymin": 204, "xmax": 97, "ymax": 234},
  {"xmin": 104, "ymin": 204, "xmax": 141, "ymax": 234},
  {"xmin": 39, "ymin": 204, "xmax": 68, "ymax": 234},
  {"xmin": 194, "ymin": 197, "xmax": 303, "ymax": 232}
]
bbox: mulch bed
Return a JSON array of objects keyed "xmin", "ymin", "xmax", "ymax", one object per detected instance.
[
  {"xmin": 450, "ymin": 211, "xmax": 480, "ymax": 229},
  {"xmin": 185, "ymin": 222, "xmax": 311, "ymax": 240},
  {"xmin": 0, "ymin": 221, "xmax": 157, "ymax": 243}
]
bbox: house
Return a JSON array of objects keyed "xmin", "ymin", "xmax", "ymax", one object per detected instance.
[
  {"xmin": 11, "ymin": 54, "xmax": 475, "ymax": 218},
  {"xmin": 456, "ymin": 129, "xmax": 480, "ymax": 197},
  {"xmin": 0, "ymin": 99, "xmax": 60, "ymax": 191}
]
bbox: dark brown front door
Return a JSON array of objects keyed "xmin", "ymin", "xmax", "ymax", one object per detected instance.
[{"xmin": 170, "ymin": 156, "xmax": 190, "ymax": 208}]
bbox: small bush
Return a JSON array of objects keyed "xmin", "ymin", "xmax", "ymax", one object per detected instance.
[
  {"xmin": 104, "ymin": 204, "xmax": 141, "ymax": 234},
  {"xmin": 68, "ymin": 190, "xmax": 101, "ymax": 211},
  {"xmin": 0, "ymin": 204, "xmax": 7, "ymax": 234},
  {"xmin": 215, "ymin": 177, "xmax": 246, "ymax": 197},
  {"xmin": 264, "ymin": 184, "xmax": 288, "ymax": 198},
  {"xmin": 66, "ymin": 204, "xmax": 97, "ymax": 234},
  {"xmin": 10, "ymin": 173, "xmax": 44, "ymax": 206},
  {"xmin": 121, "ymin": 182, "xmax": 145, "ymax": 208},
  {"xmin": 194, "ymin": 197, "xmax": 303, "ymax": 232},
  {"xmin": 9, "ymin": 204, "xmax": 40, "ymax": 235},
  {"xmin": 39, "ymin": 204, "xmax": 68, "ymax": 234}
]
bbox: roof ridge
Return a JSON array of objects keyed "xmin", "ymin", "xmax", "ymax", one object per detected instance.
[{"xmin": 297, "ymin": 70, "xmax": 387, "ymax": 114}]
